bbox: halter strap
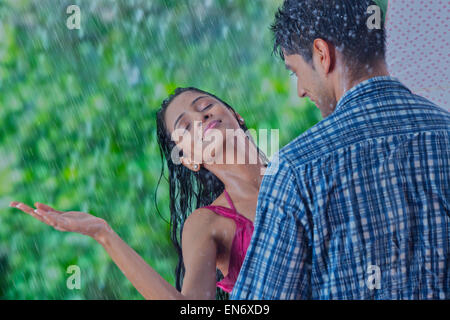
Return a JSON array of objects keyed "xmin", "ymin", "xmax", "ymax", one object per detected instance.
[{"xmin": 223, "ymin": 189, "xmax": 237, "ymax": 212}]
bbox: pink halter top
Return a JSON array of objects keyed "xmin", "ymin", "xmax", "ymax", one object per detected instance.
[{"xmin": 201, "ymin": 189, "xmax": 254, "ymax": 293}]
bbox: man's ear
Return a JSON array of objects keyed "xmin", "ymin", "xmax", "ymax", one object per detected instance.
[
  {"xmin": 312, "ymin": 38, "xmax": 335, "ymax": 75},
  {"xmin": 180, "ymin": 156, "xmax": 201, "ymax": 172}
]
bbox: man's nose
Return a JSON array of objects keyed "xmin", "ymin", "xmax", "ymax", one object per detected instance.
[{"xmin": 297, "ymin": 86, "xmax": 307, "ymax": 98}]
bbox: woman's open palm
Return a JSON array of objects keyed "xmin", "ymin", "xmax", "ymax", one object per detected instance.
[{"xmin": 9, "ymin": 201, "xmax": 108, "ymax": 240}]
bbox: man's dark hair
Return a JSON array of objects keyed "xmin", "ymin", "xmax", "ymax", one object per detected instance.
[{"xmin": 271, "ymin": 0, "xmax": 386, "ymax": 70}]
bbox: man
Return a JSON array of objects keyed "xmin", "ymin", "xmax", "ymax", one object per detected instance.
[{"xmin": 231, "ymin": 0, "xmax": 449, "ymax": 299}]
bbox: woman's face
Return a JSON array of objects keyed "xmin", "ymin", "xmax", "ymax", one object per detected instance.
[{"xmin": 164, "ymin": 90, "xmax": 243, "ymax": 168}]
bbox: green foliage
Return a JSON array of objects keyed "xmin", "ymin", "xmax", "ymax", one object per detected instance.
[
  {"xmin": 373, "ymin": 0, "xmax": 388, "ymax": 22},
  {"xmin": 0, "ymin": 0, "xmax": 321, "ymax": 299}
]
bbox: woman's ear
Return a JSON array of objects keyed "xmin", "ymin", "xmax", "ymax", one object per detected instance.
[
  {"xmin": 235, "ymin": 112, "xmax": 245, "ymax": 125},
  {"xmin": 180, "ymin": 156, "xmax": 201, "ymax": 172}
]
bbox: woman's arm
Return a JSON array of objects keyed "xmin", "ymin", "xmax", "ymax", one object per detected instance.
[
  {"xmin": 179, "ymin": 209, "xmax": 219, "ymax": 299},
  {"xmin": 10, "ymin": 202, "xmax": 219, "ymax": 300},
  {"xmin": 96, "ymin": 209, "xmax": 218, "ymax": 300},
  {"xmin": 96, "ymin": 226, "xmax": 184, "ymax": 299}
]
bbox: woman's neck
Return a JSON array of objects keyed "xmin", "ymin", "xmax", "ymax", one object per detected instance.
[
  {"xmin": 202, "ymin": 130, "xmax": 268, "ymax": 201},
  {"xmin": 205, "ymin": 161, "xmax": 266, "ymax": 201}
]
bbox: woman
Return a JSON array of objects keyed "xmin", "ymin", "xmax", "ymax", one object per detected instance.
[{"xmin": 10, "ymin": 87, "xmax": 269, "ymax": 299}]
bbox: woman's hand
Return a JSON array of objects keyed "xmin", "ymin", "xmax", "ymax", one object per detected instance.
[{"xmin": 9, "ymin": 201, "xmax": 111, "ymax": 242}]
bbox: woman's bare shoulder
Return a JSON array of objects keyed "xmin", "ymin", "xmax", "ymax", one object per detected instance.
[
  {"xmin": 182, "ymin": 191, "xmax": 232, "ymax": 245},
  {"xmin": 184, "ymin": 193, "xmax": 228, "ymax": 226},
  {"xmin": 186, "ymin": 207, "xmax": 216, "ymax": 225},
  {"xmin": 182, "ymin": 207, "xmax": 218, "ymax": 238},
  {"xmin": 182, "ymin": 196, "xmax": 228, "ymax": 242}
]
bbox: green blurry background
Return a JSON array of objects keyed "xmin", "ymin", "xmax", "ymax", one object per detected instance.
[{"xmin": 0, "ymin": 0, "xmax": 387, "ymax": 299}]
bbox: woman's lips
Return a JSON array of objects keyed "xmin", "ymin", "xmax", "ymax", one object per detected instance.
[{"xmin": 203, "ymin": 120, "xmax": 220, "ymax": 137}]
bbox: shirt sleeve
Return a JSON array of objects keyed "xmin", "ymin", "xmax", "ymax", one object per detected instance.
[{"xmin": 230, "ymin": 155, "xmax": 312, "ymax": 299}]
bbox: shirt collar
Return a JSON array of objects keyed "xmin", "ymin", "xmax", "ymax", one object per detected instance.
[{"xmin": 334, "ymin": 76, "xmax": 409, "ymax": 113}]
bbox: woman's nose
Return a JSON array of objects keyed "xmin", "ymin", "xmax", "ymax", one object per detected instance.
[
  {"xmin": 203, "ymin": 113, "xmax": 213, "ymax": 122},
  {"xmin": 190, "ymin": 111, "xmax": 208, "ymax": 123}
]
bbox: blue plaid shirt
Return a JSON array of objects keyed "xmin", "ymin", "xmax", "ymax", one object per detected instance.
[{"xmin": 231, "ymin": 77, "xmax": 450, "ymax": 299}]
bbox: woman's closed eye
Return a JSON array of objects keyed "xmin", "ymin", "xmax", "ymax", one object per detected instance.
[
  {"xmin": 202, "ymin": 103, "xmax": 213, "ymax": 111},
  {"xmin": 182, "ymin": 103, "xmax": 214, "ymax": 132}
]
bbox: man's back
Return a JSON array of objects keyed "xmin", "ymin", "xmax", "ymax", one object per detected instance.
[{"xmin": 231, "ymin": 76, "xmax": 450, "ymax": 299}]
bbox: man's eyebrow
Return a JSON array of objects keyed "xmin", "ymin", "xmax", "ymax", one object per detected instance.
[{"xmin": 285, "ymin": 63, "xmax": 293, "ymax": 71}]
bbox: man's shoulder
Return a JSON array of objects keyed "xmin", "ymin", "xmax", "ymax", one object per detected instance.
[
  {"xmin": 276, "ymin": 115, "xmax": 344, "ymax": 168},
  {"xmin": 277, "ymin": 90, "xmax": 450, "ymax": 168}
]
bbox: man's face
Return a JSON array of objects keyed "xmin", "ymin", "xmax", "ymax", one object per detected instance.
[{"xmin": 284, "ymin": 52, "xmax": 336, "ymax": 118}]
